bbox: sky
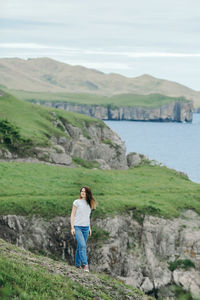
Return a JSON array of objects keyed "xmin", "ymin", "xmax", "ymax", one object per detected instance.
[{"xmin": 1, "ymin": 0, "xmax": 200, "ymax": 91}]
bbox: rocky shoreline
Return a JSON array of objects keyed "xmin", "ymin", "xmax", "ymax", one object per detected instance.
[{"xmin": 30, "ymin": 100, "xmax": 193, "ymax": 122}]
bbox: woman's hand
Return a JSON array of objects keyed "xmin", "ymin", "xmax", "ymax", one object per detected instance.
[
  {"xmin": 89, "ymin": 228, "xmax": 92, "ymax": 237},
  {"xmin": 70, "ymin": 205, "xmax": 77, "ymax": 236}
]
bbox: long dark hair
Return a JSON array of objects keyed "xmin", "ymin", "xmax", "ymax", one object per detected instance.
[{"xmin": 80, "ymin": 186, "xmax": 96, "ymax": 210}]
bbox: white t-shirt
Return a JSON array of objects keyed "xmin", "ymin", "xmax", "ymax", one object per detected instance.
[{"xmin": 73, "ymin": 199, "xmax": 91, "ymax": 226}]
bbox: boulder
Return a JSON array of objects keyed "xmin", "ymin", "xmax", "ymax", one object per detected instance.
[
  {"xmin": 34, "ymin": 147, "xmax": 72, "ymax": 166},
  {"xmin": 140, "ymin": 277, "xmax": 154, "ymax": 293},
  {"xmin": 94, "ymin": 159, "xmax": 111, "ymax": 170},
  {"xmin": 173, "ymin": 269, "xmax": 200, "ymax": 298},
  {"xmin": 127, "ymin": 152, "xmax": 148, "ymax": 167}
]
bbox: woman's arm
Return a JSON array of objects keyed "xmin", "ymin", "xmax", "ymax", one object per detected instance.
[
  {"xmin": 70, "ymin": 205, "xmax": 77, "ymax": 235},
  {"xmin": 89, "ymin": 224, "xmax": 92, "ymax": 236}
]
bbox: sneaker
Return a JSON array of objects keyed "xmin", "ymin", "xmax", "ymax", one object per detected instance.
[
  {"xmin": 83, "ymin": 265, "xmax": 89, "ymax": 272},
  {"xmin": 76, "ymin": 266, "xmax": 82, "ymax": 269}
]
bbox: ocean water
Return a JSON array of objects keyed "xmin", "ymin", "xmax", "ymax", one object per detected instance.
[{"xmin": 105, "ymin": 113, "xmax": 200, "ymax": 184}]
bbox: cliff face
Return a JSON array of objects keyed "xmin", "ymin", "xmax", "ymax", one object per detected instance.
[
  {"xmin": 0, "ymin": 112, "xmax": 128, "ymax": 170},
  {"xmin": 1, "ymin": 210, "xmax": 199, "ymax": 299},
  {"xmin": 33, "ymin": 101, "xmax": 193, "ymax": 122}
]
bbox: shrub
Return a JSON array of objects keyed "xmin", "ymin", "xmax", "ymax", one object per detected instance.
[
  {"xmin": 0, "ymin": 120, "xmax": 33, "ymax": 153},
  {"xmin": 168, "ymin": 259, "xmax": 195, "ymax": 272},
  {"xmin": 0, "ymin": 120, "xmax": 20, "ymax": 146}
]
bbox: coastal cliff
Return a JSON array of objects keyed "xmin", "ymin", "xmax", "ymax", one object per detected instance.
[
  {"xmin": 1, "ymin": 211, "xmax": 199, "ymax": 299},
  {"xmin": 32, "ymin": 100, "xmax": 193, "ymax": 122}
]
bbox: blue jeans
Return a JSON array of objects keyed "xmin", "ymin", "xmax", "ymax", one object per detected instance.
[{"xmin": 74, "ymin": 226, "xmax": 89, "ymax": 267}]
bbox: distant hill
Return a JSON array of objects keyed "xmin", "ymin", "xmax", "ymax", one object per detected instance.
[{"xmin": 0, "ymin": 57, "xmax": 200, "ymax": 109}]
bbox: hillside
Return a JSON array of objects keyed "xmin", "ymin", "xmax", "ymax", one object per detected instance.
[
  {"xmin": 0, "ymin": 57, "xmax": 200, "ymax": 109},
  {"xmin": 0, "ymin": 88, "xmax": 200, "ymax": 298},
  {"xmin": 0, "ymin": 90, "xmax": 127, "ymax": 169},
  {"xmin": 0, "ymin": 162, "xmax": 200, "ymax": 299},
  {"xmin": 0, "ymin": 89, "xmax": 102, "ymax": 146},
  {"xmin": 0, "ymin": 78, "xmax": 200, "ymax": 299},
  {"xmin": 0, "ymin": 161, "xmax": 199, "ymax": 219},
  {"xmin": 0, "ymin": 239, "xmax": 150, "ymax": 300}
]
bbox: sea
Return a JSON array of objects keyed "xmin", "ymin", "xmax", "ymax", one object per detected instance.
[{"xmin": 105, "ymin": 113, "xmax": 200, "ymax": 184}]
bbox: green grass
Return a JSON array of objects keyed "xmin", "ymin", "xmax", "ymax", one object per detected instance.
[
  {"xmin": 5, "ymin": 89, "xmax": 189, "ymax": 108},
  {"xmin": 0, "ymin": 161, "xmax": 199, "ymax": 219},
  {"xmin": 0, "ymin": 239, "xmax": 151, "ymax": 300},
  {"xmin": 0, "ymin": 257, "xmax": 77, "ymax": 300},
  {"xmin": 0, "ymin": 90, "xmax": 105, "ymax": 148}
]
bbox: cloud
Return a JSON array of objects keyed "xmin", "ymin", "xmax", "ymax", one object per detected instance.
[
  {"xmin": 1, "ymin": 43, "xmax": 200, "ymax": 58},
  {"xmin": 0, "ymin": 18, "xmax": 65, "ymax": 29}
]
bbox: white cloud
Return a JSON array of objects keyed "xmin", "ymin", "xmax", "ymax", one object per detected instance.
[
  {"xmin": 67, "ymin": 61, "xmax": 132, "ymax": 70},
  {"xmin": 0, "ymin": 43, "xmax": 51, "ymax": 49},
  {"xmin": 1, "ymin": 43, "xmax": 200, "ymax": 58},
  {"xmin": 124, "ymin": 52, "xmax": 200, "ymax": 58}
]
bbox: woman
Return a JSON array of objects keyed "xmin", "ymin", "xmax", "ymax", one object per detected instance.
[{"xmin": 70, "ymin": 186, "xmax": 96, "ymax": 272}]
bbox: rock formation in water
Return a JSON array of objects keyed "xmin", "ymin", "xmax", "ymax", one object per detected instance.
[
  {"xmin": 32, "ymin": 100, "xmax": 193, "ymax": 122},
  {"xmin": 1, "ymin": 210, "xmax": 199, "ymax": 299}
]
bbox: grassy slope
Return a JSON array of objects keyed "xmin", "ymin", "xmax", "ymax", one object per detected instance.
[
  {"xmin": 0, "ymin": 90, "xmax": 105, "ymax": 147},
  {"xmin": 0, "ymin": 239, "xmax": 149, "ymax": 300},
  {"xmin": 0, "ymin": 161, "xmax": 199, "ymax": 219},
  {"xmin": 0, "ymin": 90, "xmax": 199, "ymax": 220},
  {"xmin": 5, "ymin": 89, "xmax": 188, "ymax": 108}
]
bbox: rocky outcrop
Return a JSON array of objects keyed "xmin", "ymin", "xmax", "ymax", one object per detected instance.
[
  {"xmin": 0, "ymin": 210, "xmax": 199, "ymax": 298},
  {"xmin": 127, "ymin": 152, "xmax": 148, "ymax": 167},
  {"xmin": 0, "ymin": 112, "xmax": 128, "ymax": 170},
  {"xmin": 32, "ymin": 100, "xmax": 193, "ymax": 122}
]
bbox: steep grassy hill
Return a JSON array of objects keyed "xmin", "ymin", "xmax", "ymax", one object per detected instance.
[
  {"xmin": 0, "ymin": 57, "xmax": 199, "ymax": 108},
  {"xmin": 0, "ymin": 89, "xmax": 104, "ymax": 153},
  {"xmin": 0, "ymin": 239, "xmax": 151, "ymax": 300}
]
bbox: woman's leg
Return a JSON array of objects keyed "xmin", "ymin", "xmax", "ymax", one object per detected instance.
[
  {"xmin": 74, "ymin": 227, "xmax": 81, "ymax": 267},
  {"xmin": 81, "ymin": 227, "xmax": 89, "ymax": 266},
  {"xmin": 75, "ymin": 243, "xmax": 81, "ymax": 267},
  {"xmin": 75, "ymin": 226, "xmax": 89, "ymax": 266}
]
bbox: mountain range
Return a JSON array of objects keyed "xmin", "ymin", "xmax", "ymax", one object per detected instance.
[{"xmin": 0, "ymin": 57, "xmax": 200, "ymax": 109}]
